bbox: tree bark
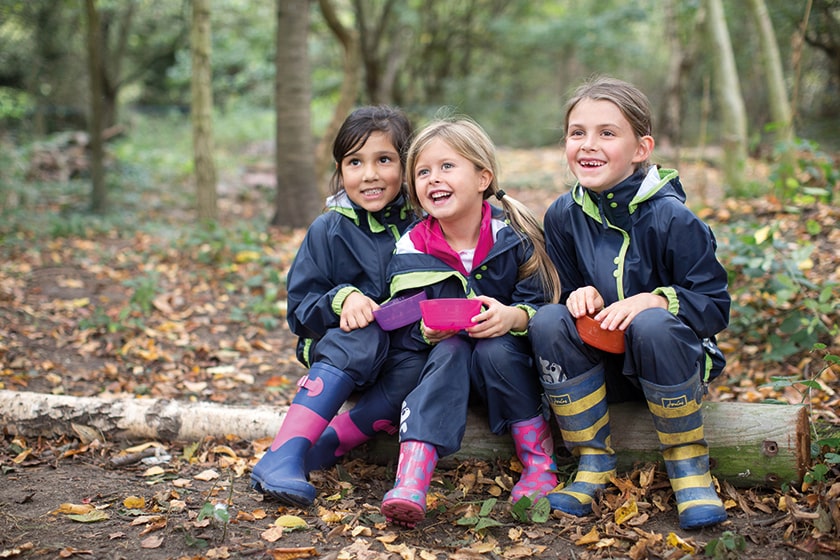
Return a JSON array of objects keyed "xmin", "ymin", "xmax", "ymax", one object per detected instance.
[
  {"xmin": 703, "ymin": 0, "xmax": 748, "ymax": 191},
  {"xmin": 316, "ymin": 0, "xmax": 361, "ymax": 189},
  {"xmin": 0, "ymin": 390, "xmax": 809, "ymax": 489},
  {"xmin": 746, "ymin": 0, "xmax": 794, "ymax": 143},
  {"xmin": 272, "ymin": 0, "xmax": 322, "ymax": 228},
  {"xmin": 191, "ymin": 0, "xmax": 218, "ymax": 222},
  {"xmin": 84, "ymin": 0, "xmax": 107, "ymax": 214}
]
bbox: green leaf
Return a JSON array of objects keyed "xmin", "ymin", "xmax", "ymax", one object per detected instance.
[
  {"xmin": 531, "ymin": 497, "xmax": 551, "ymax": 523},
  {"xmin": 67, "ymin": 510, "xmax": 110, "ymax": 523},
  {"xmin": 473, "ymin": 517, "xmax": 503, "ymax": 532},
  {"xmin": 478, "ymin": 498, "xmax": 497, "ymax": 517}
]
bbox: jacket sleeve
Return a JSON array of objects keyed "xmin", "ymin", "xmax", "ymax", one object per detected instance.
[
  {"xmin": 653, "ymin": 209, "xmax": 730, "ymax": 338},
  {"xmin": 544, "ymin": 198, "xmax": 585, "ymax": 304},
  {"xmin": 285, "ymin": 217, "xmax": 353, "ymax": 339}
]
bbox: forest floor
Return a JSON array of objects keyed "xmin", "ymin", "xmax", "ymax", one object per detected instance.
[{"xmin": 1, "ymin": 146, "xmax": 839, "ymax": 560}]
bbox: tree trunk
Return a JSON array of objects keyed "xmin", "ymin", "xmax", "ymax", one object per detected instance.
[
  {"xmin": 746, "ymin": 0, "xmax": 797, "ymax": 197},
  {"xmin": 84, "ymin": 0, "xmax": 107, "ymax": 214},
  {"xmin": 316, "ymin": 0, "xmax": 361, "ymax": 190},
  {"xmin": 0, "ymin": 390, "xmax": 809, "ymax": 489},
  {"xmin": 703, "ymin": 0, "xmax": 748, "ymax": 192},
  {"xmin": 191, "ymin": 0, "xmax": 218, "ymax": 222},
  {"xmin": 272, "ymin": 0, "xmax": 322, "ymax": 228}
]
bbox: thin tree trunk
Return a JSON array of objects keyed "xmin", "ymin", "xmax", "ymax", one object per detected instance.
[
  {"xmin": 316, "ymin": 0, "xmax": 361, "ymax": 189},
  {"xmin": 272, "ymin": 0, "xmax": 322, "ymax": 228},
  {"xmin": 746, "ymin": 0, "xmax": 794, "ymax": 143},
  {"xmin": 703, "ymin": 0, "xmax": 748, "ymax": 192},
  {"xmin": 191, "ymin": 0, "xmax": 218, "ymax": 222},
  {"xmin": 84, "ymin": 0, "xmax": 107, "ymax": 214}
]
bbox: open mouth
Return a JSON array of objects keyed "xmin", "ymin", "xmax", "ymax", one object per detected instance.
[
  {"xmin": 361, "ymin": 188, "xmax": 384, "ymax": 198},
  {"xmin": 429, "ymin": 190, "xmax": 452, "ymax": 205},
  {"xmin": 578, "ymin": 159, "xmax": 605, "ymax": 168}
]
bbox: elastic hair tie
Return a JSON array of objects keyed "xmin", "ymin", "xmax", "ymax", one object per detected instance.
[{"xmin": 495, "ymin": 190, "xmax": 506, "ymax": 201}]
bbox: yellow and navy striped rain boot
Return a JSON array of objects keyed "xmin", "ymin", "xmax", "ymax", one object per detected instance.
[
  {"xmin": 543, "ymin": 366, "xmax": 616, "ymax": 516},
  {"xmin": 640, "ymin": 373, "xmax": 727, "ymax": 530}
]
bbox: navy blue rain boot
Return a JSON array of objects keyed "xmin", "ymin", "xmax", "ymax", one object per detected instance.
[
  {"xmin": 250, "ymin": 363, "xmax": 355, "ymax": 507},
  {"xmin": 640, "ymin": 373, "xmax": 727, "ymax": 530},
  {"xmin": 305, "ymin": 382, "xmax": 398, "ymax": 472},
  {"xmin": 543, "ymin": 366, "xmax": 616, "ymax": 516}
]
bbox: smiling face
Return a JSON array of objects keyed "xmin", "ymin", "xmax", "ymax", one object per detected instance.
[
  {"xmin": 564, "ymin": 98, "xmax": 653, "ymax": 193},
  {"xmin": 340, "ymin": 131, "xmax": 403, "ymax": 213},
  {"xmin": 412, "ymin": 137, "xmax": 491, "ymax": 225}
]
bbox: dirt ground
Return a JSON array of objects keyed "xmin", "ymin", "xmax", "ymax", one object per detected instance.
[{"xmin": 1, "ymin": 148, "xmax": 838, "ymax": 559}]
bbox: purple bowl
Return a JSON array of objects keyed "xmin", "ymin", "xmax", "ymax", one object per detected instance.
[{"xmin": 373, "ymin": 291, "xmax": 427, "ymax": 331}]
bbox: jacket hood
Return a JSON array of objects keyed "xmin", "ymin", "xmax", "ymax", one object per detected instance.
[
  {"xmin": 572, "ymin": 166, "xmax": 685, "ymax": 225},
  {"xmin": 326, "ymin": 190, "xmax": 412, "ymax": 233}
]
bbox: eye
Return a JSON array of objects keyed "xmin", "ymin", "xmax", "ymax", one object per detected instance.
[
  {"xmin": 442, "ymin": 162, "xmax": 454, "ymax": 170},
  {"xmin": 346, "ymin": 157, "xmax": 361, "ymax": 167},
  {"xmin": 601, "ymin": 130, "xmax": 616, "ymax": 137},
  {"xmin": 378, "ymin": 155, "xmax": 393, "ymax": 164},
  {"xmin": 416, "ymin": 168, "xmax": 429, "ymax": 177},
  {"xmin": 567, "ymin": 129, "xmax": 584, "ymax": 138}
]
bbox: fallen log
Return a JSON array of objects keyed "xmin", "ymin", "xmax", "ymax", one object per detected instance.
[{"xmin": 0, "ymin": 389, "xmax": 809, "ymax": 488}]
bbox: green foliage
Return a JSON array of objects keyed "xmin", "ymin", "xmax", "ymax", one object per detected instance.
[
  {"xmin": 124, "ymin": 270, "xmax": 161, "ymax": 315},
  {"xmin": 455, "ymin": 497, "xmax": 503, "ymax": 534},
  {"xmin": 510, "ymin": 494, "xmax": 551, "ymax": 524},
  {"xmin": 761, "ymin": 345, "xmax": 840, "ymax": 489},
  {"xmin": 770, "ymin": 137, "xmax": 839, "ymax": 204},
  {"xmin": 719, "ymin": 214, "xmax": 838, "ymax": 363},
  {"xmin": 704, "ymin": 530, "xmax": 746, "ymax": 558},
  {"xmin": 0, "ymin": 87, "xmax": 33, "ymax": 121}
]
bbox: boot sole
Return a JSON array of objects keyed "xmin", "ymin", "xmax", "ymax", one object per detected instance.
[
  {"xmin": 381, "ymin": 498, "xmax": 425, "ymax": 528},
  {"xmin": 250, "ymin": 478, "xmax": 315, "ymax": 508}
]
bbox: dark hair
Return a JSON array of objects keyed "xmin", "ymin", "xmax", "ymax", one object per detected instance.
[
  {"xmin": 564, "ymin": 76, "xmax": 653, "ymax": 168},
  {"xmin": 329, "ymin": 105, "xmax": 413, "ymax": 196}
]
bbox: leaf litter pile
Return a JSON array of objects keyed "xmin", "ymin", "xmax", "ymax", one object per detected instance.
[{"xmin": 1, "ymin": 149, "xmax": 839, "ymax": 559}]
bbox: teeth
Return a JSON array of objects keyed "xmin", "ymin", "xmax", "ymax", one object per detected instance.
[{"xmin": 431, "ymin": 192, "xmax": 450, "ymax": 200}]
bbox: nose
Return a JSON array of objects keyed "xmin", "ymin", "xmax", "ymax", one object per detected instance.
[
  {"xmin": 362, "ymin": 162, "xmax": 378, "ymax": 181},
  {"xmin": 582, "ymin": 135, "xmax": 597, "ymax": 151}
]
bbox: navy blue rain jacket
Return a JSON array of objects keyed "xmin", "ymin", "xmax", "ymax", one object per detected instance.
[
  {"xmin": 545, "ymin": 166, "xmax": 730, "ymax": 341},
  {"xmin": 285, "ymin": 192, "xmax": 416, "ymax": 348}
]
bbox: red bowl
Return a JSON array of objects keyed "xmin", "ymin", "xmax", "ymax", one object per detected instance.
[
  {"xmin": 373, "ymin": 291, "xmax": 427, "ymax": 331},
  {"xmin": 575, "ymin": 315, "xmax": 625, "ymax": 354},
  {"xmin": 419, "ymin": 298, "xmax": 483, "ymax": 330}
]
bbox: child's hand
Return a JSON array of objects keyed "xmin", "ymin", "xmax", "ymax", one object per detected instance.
[
  {"xmin": 465, "ymin": 295, "xmax": 528, "ymax": 338},
  {"xmin": 566, "ymin": 286, "xmax": 604, "ymax": 318},
  {"xmin": 594, "ymin": 292, "xmax": 668, "ymax": 331},
  {"xmin": 422, "ymin": 325, "xmax": 458, "ymax": 344},
  {"xmin": 339, "ymin": 291, "xmax": 379, "ymax": 332}
]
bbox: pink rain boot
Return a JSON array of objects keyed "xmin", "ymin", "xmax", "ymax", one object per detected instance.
[
  {"xmin": 510, "ymin": 415, "xmax": 558, "ymax": 502},
  {"xmin": 380, "ymin": 440, "xmax": 438, "ymax": 528}
]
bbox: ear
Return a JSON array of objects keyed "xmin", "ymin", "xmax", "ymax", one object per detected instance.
[
  {"xmin": 477, "ymin": 169, "xmax": 493, "ymax": 193},
  {"xmin": 633, "ymin": 135, "xmax": 655, "ymax": 163}
]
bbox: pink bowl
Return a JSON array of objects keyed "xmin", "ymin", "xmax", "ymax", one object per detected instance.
[
  {"xmin": 373, "ymin": 291, "xmax": 427, "ymax": 331},
  {"xmin": 576, "ymin": 315, "xmax": 625, "ymax": 354},
  {"xmin": 419, "ymin": 298, "xmax": 483, "ymax": 330}
]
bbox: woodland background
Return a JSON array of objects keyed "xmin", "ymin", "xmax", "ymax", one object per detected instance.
[{"xmin": 1, "ymin": 1, "xmax": 839, "ymax": 559}]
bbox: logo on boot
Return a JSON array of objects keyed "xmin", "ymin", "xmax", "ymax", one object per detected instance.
[
  {"xmin": 660, "ymin": 396, "xmax": 688, "ymax": 409},
  {"xmin": 548, "ymin": 394, "xmax": 571, "ymax": 406}
]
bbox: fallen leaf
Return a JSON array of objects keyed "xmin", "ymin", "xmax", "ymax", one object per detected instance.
[
  {"xmin": 194, "ymin": 469, "xmax": 220, "ymax": 481},
  {"xmin": 140, "ymin": 534, "xmax": 164, "ymax": 549},
  {"xmin": 123, "ymin": 495, "xmax": 145, "ymax": 509},
  {"xmin": 274, "ymin": 514, "xmax": 307, "ymax": 529},
  {"xmin": 266, "ymin": 547, "xmax": 318, "ymax": 559}
]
